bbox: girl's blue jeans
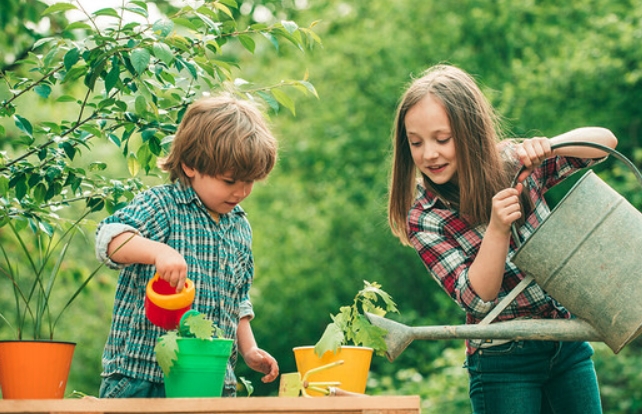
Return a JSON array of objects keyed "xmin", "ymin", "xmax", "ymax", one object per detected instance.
[{"xmin": 465, "ymin": 340, "xmax": 602, "ymax": 414}]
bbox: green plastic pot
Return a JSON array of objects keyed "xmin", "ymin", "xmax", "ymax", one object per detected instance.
[{"xmin": 164, "ymin": 337, "xmax": 234, "ymax": 398}]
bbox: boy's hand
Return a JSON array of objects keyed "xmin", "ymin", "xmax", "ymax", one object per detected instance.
[
  {"xmin": 154, "ymin": 246, "xmax": 188, "ymax": 292},
  {"xmin": 243, "ymin": 347, "xmax": 279, "ymax": 383}
]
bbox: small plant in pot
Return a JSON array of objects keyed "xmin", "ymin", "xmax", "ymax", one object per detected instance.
[
  {"xmin": 292, "ymin": 280, "xmax": 398, "ymax": 396},
  {"xmin": 0, "ymin": 210, "xmax": 108, "ymax": 399},
  {"xmin": 154, "ymin": 310, "xmax": 234, "ymax": 398}
]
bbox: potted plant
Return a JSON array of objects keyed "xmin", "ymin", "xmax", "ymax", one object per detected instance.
[
  {"xmin": 292, "ymin": 280, "xmax": 398, "ymax": 396},
  {"xmin": 0, "ymin": 208, "xmax": 109, "ymax": 399},
  {"xmin": 154, "ymin": 310, "xmax": 234, "ymax": 398},
  {"xmin": 1, "ymin": 0, "xmax": 320, "ymax": 400}
]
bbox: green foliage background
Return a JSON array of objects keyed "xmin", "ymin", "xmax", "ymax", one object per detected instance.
[{"xmin": 2, "ymin": 0, "xmax": 642, "ymax": 413}]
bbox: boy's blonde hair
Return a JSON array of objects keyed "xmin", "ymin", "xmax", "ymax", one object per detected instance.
[{"xmin": 160, "ymin": 94, "xmax": 277, "ymax": 185}]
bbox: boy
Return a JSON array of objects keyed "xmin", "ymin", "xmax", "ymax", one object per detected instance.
[{"xmin": 95, "ymin": 94, "xmax": 279, "ymax": 398}]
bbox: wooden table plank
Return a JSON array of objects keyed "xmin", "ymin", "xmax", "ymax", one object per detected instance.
[{"xmin": 0, "ymin": 396, "xmax": 420, "ymax": 414}]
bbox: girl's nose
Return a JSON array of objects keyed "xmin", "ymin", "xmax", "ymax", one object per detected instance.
[{"xmin": 423, "ymin": 143, "xmax": 439, "ymax": 160}]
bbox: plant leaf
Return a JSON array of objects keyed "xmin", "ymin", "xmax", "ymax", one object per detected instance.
[
  {"xmin": 154, "ymin": 331, "xmax": 179, "ymax": 375},
  {"xmin": 130, "ymin": 48, "xmax": 151, "ymax": 75},
  {"xmin": 183, "ymin": 313, "xmax": 215, "ymax": 339},
  {"xmin": 351, "ymin": 314, "xmax": 388, "ymax": 356},
  {"xmin": 313, "ymin": 322, "xmax": 344, "ymax": 357}
]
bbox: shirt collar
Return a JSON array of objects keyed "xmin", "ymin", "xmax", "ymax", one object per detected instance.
[
  {"xmin": 173, "ymin": 181, "xmax": 246, "ymax": 218},
  {"xmin": 415, "ymin": 182, "xmax": 451, "ymax": 210}
]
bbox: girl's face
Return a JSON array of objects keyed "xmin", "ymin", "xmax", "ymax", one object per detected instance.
[
  {"xmin": 182, "ymin": 164, "xmax": 255, "ymax": 215},
  {"xmin": 405, "ymin": 94, "xmax": 458, "ymax": 185}
]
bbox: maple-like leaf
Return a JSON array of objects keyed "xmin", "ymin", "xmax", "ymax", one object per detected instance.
[
  {"xmin": 352, "ymin": 314, "xmax": 388, "ymax": 356},
  {"xmin": 314, "ymin": 322, "xmax": 344, "ymax": 357},
  {"xmin": 154, "ymin": 330, "xmax": 179, "ymax": 375}
]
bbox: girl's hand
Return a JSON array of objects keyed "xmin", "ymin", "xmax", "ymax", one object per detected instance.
[
  {"xmin": 243, "ymin": 347, "xmax": 279, "ymax": 383},
  {"xmin": 515, "ymin": 137, "xmax": 552, "ymax": 182},
  {"xmin": 154, "ymin": 246, "xmax": 188, "ymax": 291},
  {"xmin": 489, "ymin": 185, "xmax": 524, "ymax": 235}
]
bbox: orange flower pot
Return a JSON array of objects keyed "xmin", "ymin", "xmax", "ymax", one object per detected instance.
[
  {"xmin": 293, "ymin": 346, "xmax": 373, "ymax": 397},
  {"xmin": 0, "ymin": 340, "xmax": 75, "ymax": 399}
]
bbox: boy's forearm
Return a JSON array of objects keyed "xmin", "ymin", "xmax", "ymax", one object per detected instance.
[
  {"xmin": 237, "ymin": 316, "xmax": 257, "ymax": 357},
  {"xmin": 107, "ymin": 232, "xmax": 161, "ymax": 265}
]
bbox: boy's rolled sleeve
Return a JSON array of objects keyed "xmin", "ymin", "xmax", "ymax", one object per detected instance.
[
  {"xmin": 239, "ymin": 300, "xmax": 254, "ymax": 321},
  {"xmin": 95, "ymin": 222, "xmax": 139, "ymax": 269}
]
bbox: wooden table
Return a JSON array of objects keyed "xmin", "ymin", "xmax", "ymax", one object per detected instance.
[{"xmin": 0, "ymin": 396, "xmax": 421, "ymax": 414}]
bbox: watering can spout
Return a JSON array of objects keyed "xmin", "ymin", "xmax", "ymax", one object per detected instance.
[{"xmin": 365, "ymin": 313, "xmax": 604, "ymax": 362}]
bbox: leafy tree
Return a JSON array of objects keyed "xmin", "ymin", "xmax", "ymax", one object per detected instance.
[{"xmin": 0, "ymin": 0, "xmax": 320, "ymax": 396}]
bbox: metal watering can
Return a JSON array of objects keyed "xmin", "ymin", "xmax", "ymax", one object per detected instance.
[{"xmin": 368, "ymin": 141, "xmax": 642, "ymax": 362}]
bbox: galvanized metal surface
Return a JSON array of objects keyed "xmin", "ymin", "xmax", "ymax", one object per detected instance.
[
  {"xmin": 512, "ymin": 170, "xmax": 642, "ymax": 353},
  {"xmin": 365, "ymin": 313, "xmax": 602, "ymax": 362}
]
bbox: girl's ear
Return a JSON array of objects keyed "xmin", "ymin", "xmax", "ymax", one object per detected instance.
[{"xmin": 181, "ymin": 163, "xmax": 196, "ymax": 178}]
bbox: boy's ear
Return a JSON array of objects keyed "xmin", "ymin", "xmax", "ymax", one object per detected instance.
[{"xmin": 181, "ymin": 163, "xmax": 196, "ymax": 178}]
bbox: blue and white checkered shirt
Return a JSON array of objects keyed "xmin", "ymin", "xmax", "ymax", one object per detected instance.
[{"xmin": 95, "ymin": 181, "xmax": 254, "ymax": 395}]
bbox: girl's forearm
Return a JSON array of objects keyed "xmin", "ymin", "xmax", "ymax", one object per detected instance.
[
  {"xmin": 550, "ymin": 127, "xmax": 618, "ymax": 158},
  {"xmin": 468, "ymin": 225, "xmax": 511, "ymax": 302}
]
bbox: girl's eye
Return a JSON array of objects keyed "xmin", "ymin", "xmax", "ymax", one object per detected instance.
[
  {"xmin": 437, "ymin": 137, "xmax": 452, "ymax": 144},
  {"xmin": 409, "ymin": 141, "xmax": 421, "ymax": 147}
]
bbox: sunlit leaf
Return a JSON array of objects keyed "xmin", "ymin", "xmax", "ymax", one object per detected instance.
[
  {"xmin": 93, "ymin": 8, "xmax": 121, "ymax": 18},
  {"xmin": 127, "ymin": 153, "xmax": 140, "ymax": 176},
  {"xmin": 152, "ymin": 42, "xmax": 174, "ymax": 65},
  {"xmin": 63, "ymin": 48, "xmax": 80, "ymax": 70},
  {"xmin": 130, "ymin": 48, "xmax": 151, "ymax": 75},
  {"xmin": 42, "ymin": 3, "xmax": 78, "ymax": 15},
  {"xmin": 152, "ymin": 19, "xmax": 174, "ymax": 38},
  {"xmin": 238, "ymin": 34, "xmax": 255, "ymax": 53},
  {"xmin": 34, "ymin": 84, "xmax": 52, "ymax": 99},
  {"xmin": 270, "ymin": 89, "xmax": 295, "ymax": 115},
  {"xmin": 13, "ymin": 115, "xmax": 33, "ymax": 137}
]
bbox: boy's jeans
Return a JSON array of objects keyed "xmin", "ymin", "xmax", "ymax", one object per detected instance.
[
  {"xmin": 99, "ymin": 374, "xmax": 165, "ymax": 398},
  {"xmin": 466, "ymin": 340, "xmax": 602, "ymax": 414}
]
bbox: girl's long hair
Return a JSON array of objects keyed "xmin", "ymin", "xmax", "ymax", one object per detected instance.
[{"xmin": 388, "ymin": 65, "xmax": 527, "ymax": 246}]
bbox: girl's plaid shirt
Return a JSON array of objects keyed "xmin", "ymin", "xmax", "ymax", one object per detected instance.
[{"xmin": 407, "ymin": 150, "xmax": 604, "ymax": 354}]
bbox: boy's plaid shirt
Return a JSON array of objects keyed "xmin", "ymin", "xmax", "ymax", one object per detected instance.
[{"xmin": 96, "ymin": 181, "xmax": 255, "ymax": 393}]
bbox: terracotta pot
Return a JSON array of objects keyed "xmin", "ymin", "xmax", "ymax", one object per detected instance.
[{"xmin": 0, "ymin": 340, "xmax": 75, "ymax": 399}]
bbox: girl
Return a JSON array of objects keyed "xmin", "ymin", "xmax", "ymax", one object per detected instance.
[{"xmin": 388, "ymin": 64, "xmax": 617, "ymax": 413}]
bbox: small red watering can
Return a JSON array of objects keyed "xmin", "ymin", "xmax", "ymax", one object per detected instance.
[{"xmin": 145, "ymin": 273, "xmax": 195, "ymax": 330}]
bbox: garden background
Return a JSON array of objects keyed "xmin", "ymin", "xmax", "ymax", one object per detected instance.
[{"xmin": 1, "ymin": 0, "xmax": 641, "ymax": 413}]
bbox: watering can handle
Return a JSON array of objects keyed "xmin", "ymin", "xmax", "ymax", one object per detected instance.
[
  {"xmin": 509, "ymin": 141, "xmax": 642, "ymax": 248},
  {"xmin": 481, "ymin": 142, "xmax": 641, "ymax": 326}
]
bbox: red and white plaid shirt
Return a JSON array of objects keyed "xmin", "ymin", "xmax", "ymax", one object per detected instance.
[{"xmin": 407, "ymin": 146, "xmax": 604, "ymax": 353}]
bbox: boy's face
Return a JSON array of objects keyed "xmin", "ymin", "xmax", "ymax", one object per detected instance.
[{"xmin": 182, "ymin": 165, "xmax": 255, "ymax": 215}]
